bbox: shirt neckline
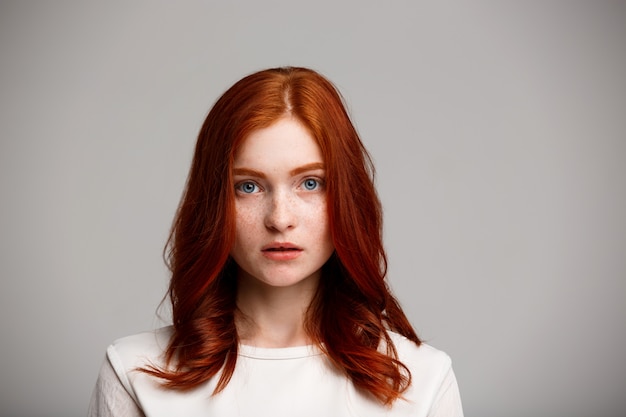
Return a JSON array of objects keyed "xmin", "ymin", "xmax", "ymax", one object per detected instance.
[{"xmin": 237, "ymin": 343, "xmax": 322, "ymax": 360}]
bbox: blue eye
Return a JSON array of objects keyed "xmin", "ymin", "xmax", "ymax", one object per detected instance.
[
  {"xmin": 303, "ymin": 178, "xmax": 320, "ymax": 191},
  {"xmin": 236, "ymin": 181, "xmax": 260, "ymax": 194}
]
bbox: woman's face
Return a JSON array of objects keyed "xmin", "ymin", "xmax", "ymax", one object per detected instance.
[{"xmin": 229, "ymin": 117, "xmax": 334, "ymax": 289}]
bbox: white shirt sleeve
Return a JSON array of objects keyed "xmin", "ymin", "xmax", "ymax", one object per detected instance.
[
  {"xmin": 87, "ymin": 356, "xmax": 145, "ymax": 417},
  {"xmin": 427, "ymin": 366, "xmax": 464, "ymax": 417}
]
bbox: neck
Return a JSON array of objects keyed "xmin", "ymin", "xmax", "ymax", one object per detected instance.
[{"xmin": 235, "ymin": 272, "xmax": 319, "ymax": 348}]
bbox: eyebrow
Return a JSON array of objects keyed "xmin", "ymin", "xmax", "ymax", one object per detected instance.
[
  {"xmin": 232, "ymin": 168, "xmax": 266, "ymax": 178},
  {"xmin": 232, "ymin": 162, "xmax": 325, "ymax": 178},
  {"xmin": 289, "ymin": 162, "xmax": 325, "ymax": 176}
]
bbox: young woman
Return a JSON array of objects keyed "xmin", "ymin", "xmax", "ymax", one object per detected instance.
[{"xmin": 89, "ymin": 67, "xmax": 463, "ymax": 416}]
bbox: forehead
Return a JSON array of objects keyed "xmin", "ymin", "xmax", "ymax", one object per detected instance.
[{"xmin": 233, "ymin": 117, "xmax": 324, "ymax": 169}]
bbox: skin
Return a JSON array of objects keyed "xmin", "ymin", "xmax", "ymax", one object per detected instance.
[{"xmin": 230, "ymin": 116, "xmax": 335, "ymax": 347}]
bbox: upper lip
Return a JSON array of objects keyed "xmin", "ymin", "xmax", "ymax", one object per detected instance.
[{"xmin": 261, "ymin": 242, "xmax": 302, "ymax": 251}]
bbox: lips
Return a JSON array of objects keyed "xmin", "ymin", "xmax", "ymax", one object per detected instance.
[
  {"xmin": 261, "ymin": 242, "xmax": 303, "ymax": 260},
  {"xmin": 262, "ymin": 242, "xmax": 302, "ymax": 251}
]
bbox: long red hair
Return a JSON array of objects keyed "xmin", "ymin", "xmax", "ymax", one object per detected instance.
[{"xmin": 143, "ymin": 67, "xmax": 420, "ymax": 404}]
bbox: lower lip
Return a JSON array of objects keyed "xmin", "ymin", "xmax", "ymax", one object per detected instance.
[{"xmin": 262, "ymin": 249, "xmax": 302, "ymax": 261}]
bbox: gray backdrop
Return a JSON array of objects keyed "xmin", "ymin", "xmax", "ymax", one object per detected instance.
[{"xmin": 1, "ymin": 2, "xmax": 624, "ymax": 417}]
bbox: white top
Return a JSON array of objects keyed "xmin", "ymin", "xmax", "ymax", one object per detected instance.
[{"xmin": 88, "ymin": 327, "xmax": 463, "ymax": 417}]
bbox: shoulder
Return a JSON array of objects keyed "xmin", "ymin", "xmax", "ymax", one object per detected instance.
[
  {"xmin": 109, "ymin": 326, "xmax": 172, "ymax": 361},
  {"xmin": 388, "ymin": 331, "xmax": 452, "ymax": 371},
  {"xmin": 388, "ymin": 331, "xmax": 454, "ymax": 393},
  {"xmin": 106, "ymin": 326, "xmax": 173, "ymax": 380},
  {"xmin": 95, "ymin": 327, "xmax": 173, "ymax": 409}
]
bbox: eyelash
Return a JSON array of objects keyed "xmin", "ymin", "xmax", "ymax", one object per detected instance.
[
  {"xmin": 301, "ymin": 177, "xmax": 322, "ymax": 191},
  {"xmin": 234, "ymin": 177, "xmax": 325, "ymax": 194},
  {"xmin": 235, "ymin": 181, "xmax": 261, "ymax": 194}
]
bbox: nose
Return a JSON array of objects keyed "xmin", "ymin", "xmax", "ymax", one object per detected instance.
[{"xmin": 264, "ymin": 190, "xmax": 297, "ymax": 232}]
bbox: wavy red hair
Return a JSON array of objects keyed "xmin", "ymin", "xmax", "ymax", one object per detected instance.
[{"xmin": 142, "ymin": 67, "xmax": 420, "ymax": 404}]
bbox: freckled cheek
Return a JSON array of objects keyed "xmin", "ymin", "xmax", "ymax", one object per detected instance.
[
  {"xmin": 303, "ymin": 201, "xmax": 333, "ymax": 247},
  {"xmin": 233, "ymin": 205, "xmax": 263, "ymax": 248}
]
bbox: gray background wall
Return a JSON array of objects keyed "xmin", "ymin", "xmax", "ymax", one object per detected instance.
[{"xmin": 1, "ymin": 2, "xmax": 625, "ymax": 417}]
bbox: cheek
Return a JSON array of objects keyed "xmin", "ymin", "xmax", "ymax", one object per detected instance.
[
  {"xmin": 235, "ymin": 206, "xmax": 255, "ymax": 227},
  {"xmin": 234, "ymin": 204, "xmax": 261, "ymax": 244},
  {"xmin": 305, "ymin": 201, "xmax": 332, "ymax": 242}
]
